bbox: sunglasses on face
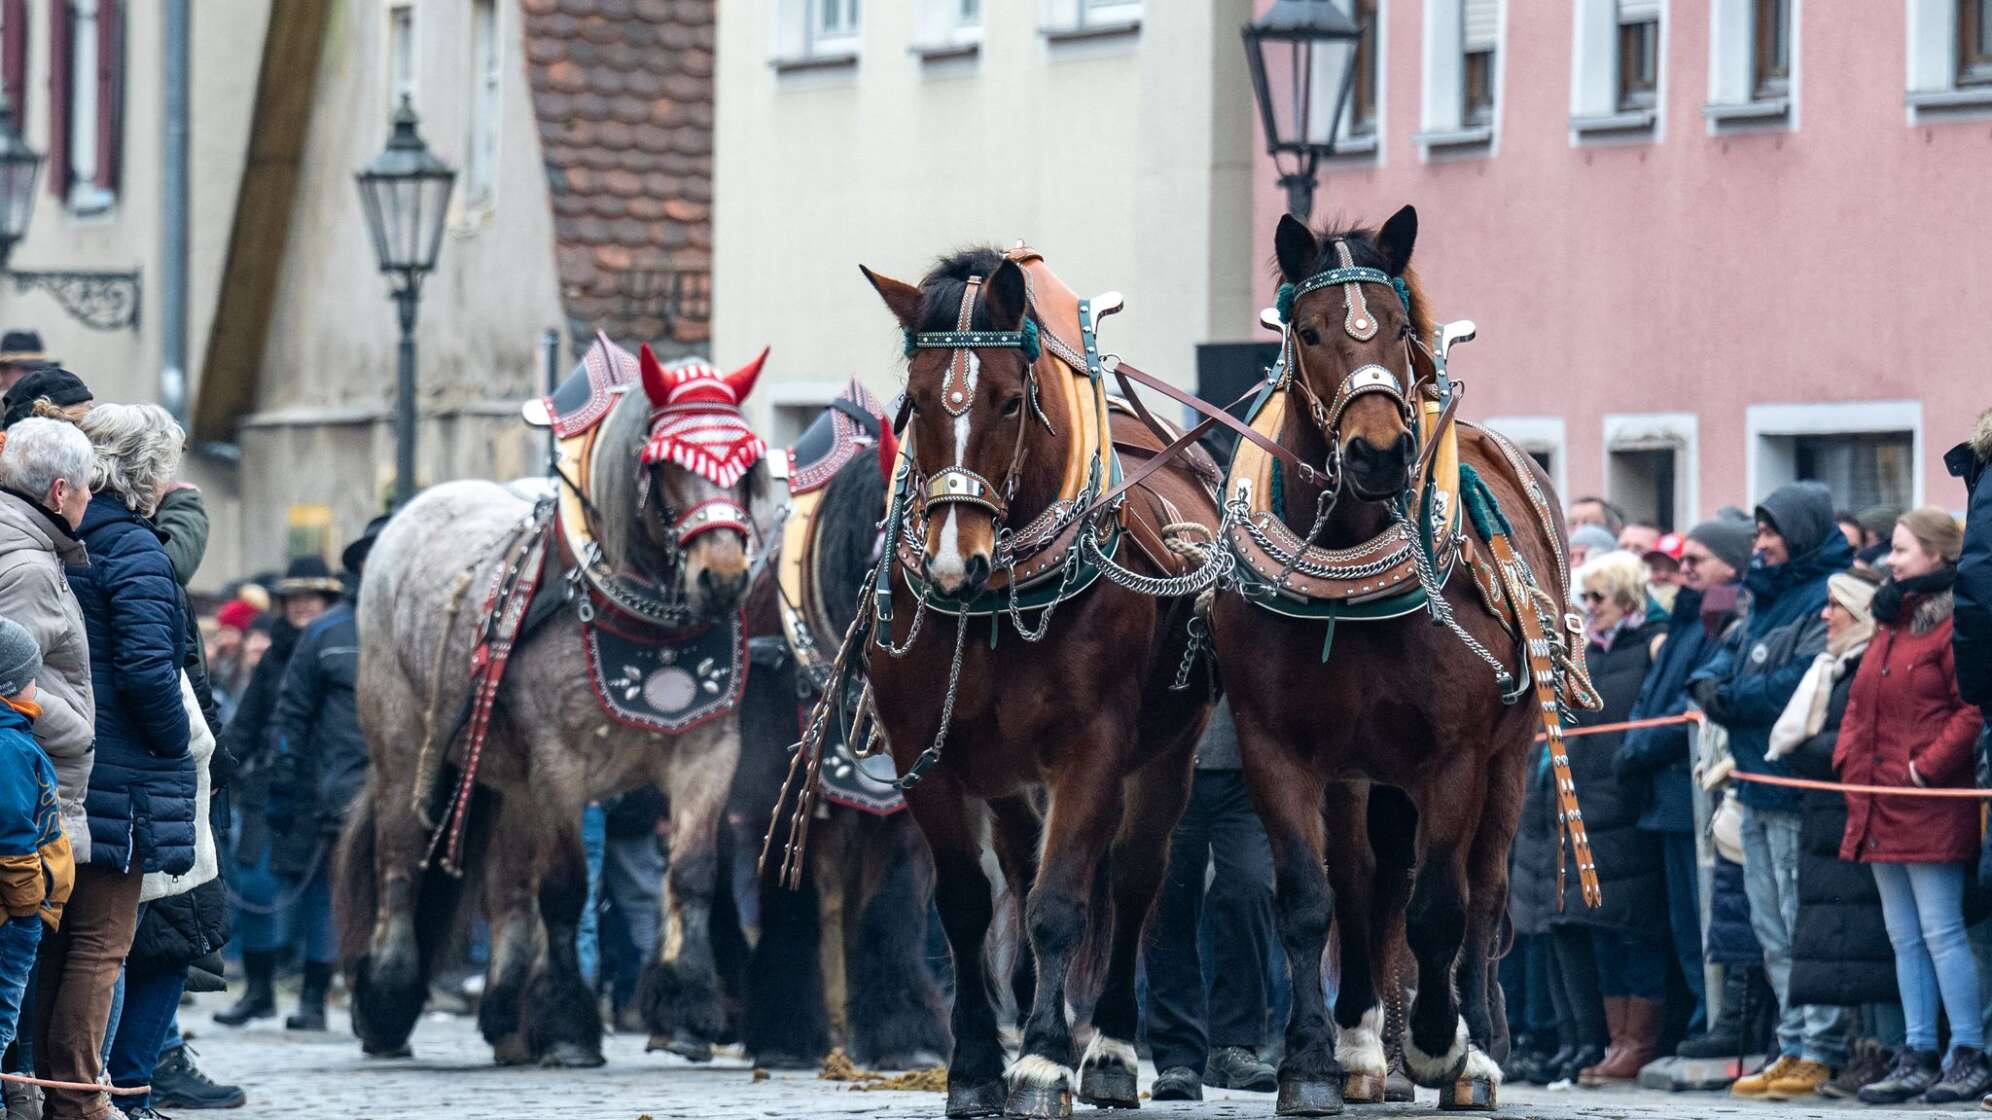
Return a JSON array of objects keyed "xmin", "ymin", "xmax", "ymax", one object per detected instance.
[
  {"xmin": 1679, "ymin": 554, "xmax": 1705, "ymax": 568},
  {"xmin": 1581, "ymin": 590, "xmax": 1606, "ymax": 605}
]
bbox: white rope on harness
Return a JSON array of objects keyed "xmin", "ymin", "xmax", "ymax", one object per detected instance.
[{"xmin": 410, "ymin": 565, "xmax": 478, "ymax": 828}]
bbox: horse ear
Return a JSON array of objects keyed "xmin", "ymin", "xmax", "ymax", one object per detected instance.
[
  {"xmin": 982, "ymin": 258, "xmax": 1028, "ymax": 330},
  {"xmin": 861, "ymin": 265, "xmax": 924, "ymax": 331},
  {"xmin": 639, "ymin": 343, "xmax": 671, "ymax": 407},
  {"xmin": 1377, "ymin": 204, "xmax": 1418, "ymax": 275},
  {"xmin": 1274, "ymin": 214, "xmax": 1319, "ymax": 283},
  {"xmin": 724, "ymin": 346, "xmax": 769, "ymax": 403}
]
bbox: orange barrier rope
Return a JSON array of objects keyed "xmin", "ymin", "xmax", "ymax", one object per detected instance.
[
  {"xmin": 1541, "ymin": 710, "xmax": 1992, "ymax": 799},
  {"xmin": 0, "ymin": 1071, "xmax": 148, "ymax": 1095}
]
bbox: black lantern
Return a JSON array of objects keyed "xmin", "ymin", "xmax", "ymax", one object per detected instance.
[
  {"xmin": 0, "ymin": 95, "xmax": 141, "ymax": 331},
  {"xmin": 355, "ymin": 96, "xmax": 456, "ymax": 507},
  {"xmin": 1243, "ymin": 0, "xmax": 1364, "ymax": 221}
]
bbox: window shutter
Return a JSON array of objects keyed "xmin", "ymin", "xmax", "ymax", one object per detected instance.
[
  {"xmin": 1463, "ymin": 0, "xmax": 1498, "ymax": 52},
  {"xmin": 2, "ymin": 1, "xmax": 27, "ymax": 124},
  {"xmin": 93, "ymin": 0, "xmax": 116, "ymax": 191},
  {"xmin": 46, "ymin": 0, "xmax": 67, "ymax": 198},
  {"xmin": 1617, "ymin": 0, "xmax": 1660, "ymax": 22}
]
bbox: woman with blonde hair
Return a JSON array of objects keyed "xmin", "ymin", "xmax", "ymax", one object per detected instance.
[{"xmin": 1836, "ymin": 508, "xmax": 1989, "ymax": 1105}]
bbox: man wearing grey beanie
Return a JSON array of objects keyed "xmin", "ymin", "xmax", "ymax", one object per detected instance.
[{"xmin": 1686, "ymin": 517, "xmax": 1754, "ymax": 579}]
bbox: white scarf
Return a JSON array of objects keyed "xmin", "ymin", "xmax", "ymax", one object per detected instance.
[{"xmin": 1766, "ymin": 639, "xmax": 1869, "ymax": 761}]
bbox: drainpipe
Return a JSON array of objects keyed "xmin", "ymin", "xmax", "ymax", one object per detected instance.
[
  {"xmin": 159, "ymin": 0, "xmax": 189, "ymax": 424},
  {"xmin": 542, "ymin": 326, "xmax": 559, "ymax": 467}
]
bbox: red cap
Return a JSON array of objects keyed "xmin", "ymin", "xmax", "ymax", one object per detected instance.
[
  {"xmin": 215, "ymin": 600, "xmax": 261, "ymax": 632},
  {"xmin": 1643, "ymin": 533, "xmax": 1685, "ymax": 564}
]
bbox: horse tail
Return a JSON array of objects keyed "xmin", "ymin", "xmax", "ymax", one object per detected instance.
[{"xmin": 334, "ymin": 774, "xmax": 380, "ymax": 970}]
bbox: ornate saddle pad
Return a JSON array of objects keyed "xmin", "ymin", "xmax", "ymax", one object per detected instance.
[
  {"xmin": 522, "ymin": 330, "xmax": 638, "ymax": 438},
  {"xmin": 582, "ymin": 608, "xmax": 747, "ymax": 734},
  {"xmin": 1221, "ymin": 371, "xmax": 1462, "ymax": 620},
  {"xmin": 775, "ymin": 382, "xmax": 890, "ymax": 686},
  {"xmin": 781, "ymin": 379, "xmax": 889, "ymax": 495}
]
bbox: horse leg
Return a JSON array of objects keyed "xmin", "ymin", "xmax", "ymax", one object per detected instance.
[
  {"xmin": 1325, "ymin": 782, "xmax": 1387, "ymax": 1103},
  {"xmin": 521, "ymin": 783, "xmax": 605, "ymax": 1068},
  {"xmin": 1239, "ymin": 724, "xmax": 1342, "ymax": 1116},
  {"xmin": 1455, "ymin": 746, "xmax": 1525, "ymax": 1100},
  {"xmin": 1005, "ymin": 721, "xmax": 1134, "ymax": 1120},
  {"xmin": 906, "ymin": 779, "xmax": 1006, "ymax": 1118},
  {"xmin": 1077, "ymin": 734, "xmax": 1196, "ymax": 1110},
  {"xmin": 1366, "ymin": 785, "xmax": 1419, "ymax": 1101},
  {"xmin": 988, "ymin": 793, "xmax": 1042, "ymax": 1026},
  {"xmin": 477, "ymin": 800, "xmax": 540, "ymax": 1065},
  {"xmin": 741, "ymin": 823, "xmax": 831, "ymax": 1068},
  {"xmin": 639, "ymin": 726, "xmax": 735, "ymax": 1060},
  {"xmin": 1402, "ymin": 771, "xmax": 1499, "ymax": 1106},
  {"xmin": 846, "ymin": 812, "xmax": 950, "ymax": 1069},
  {"xmin": 351, "ymin": 768, "xmax": 477, "ymax": 1057}
]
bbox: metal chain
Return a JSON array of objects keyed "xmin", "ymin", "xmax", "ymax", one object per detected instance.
[
  {"xmin": 895, "ymin": 607, "xmax": 972, "ymax": 791},
  {"xmin": 1170, "ymin": 611, "xmax": 1209, "ymax": 692},
  {"xmin": 1001, "ymin": 529, "xmax": 1085, "ymax": 642},
  {"xmin": 1393, "ymin": 505, "xmax": 1514, "ymax": 690}
]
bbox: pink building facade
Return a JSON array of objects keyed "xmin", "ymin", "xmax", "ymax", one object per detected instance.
[{"xmin": 1249, "ymin": 0, "xmax": 1991, "ymax": 529}]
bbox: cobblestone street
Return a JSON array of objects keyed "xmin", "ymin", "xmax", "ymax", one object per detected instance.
[{"xmin": 176, "ymin": 991, "xmax": 1963, "ymax": 1120}]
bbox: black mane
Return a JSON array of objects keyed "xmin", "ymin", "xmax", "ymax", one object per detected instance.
[
  {"xmin": 916, "ymin": 247, "xmax": 1019, "ymax": 333},
  {"xmin": 1290, "ymin": 218, "xmax": 1434, "ymax": 341}
]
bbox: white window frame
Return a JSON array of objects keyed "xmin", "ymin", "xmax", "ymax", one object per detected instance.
[
  {"xmin": 1569, "ymin": 0, "xmax": 1665, "ymax": 140},
  {"xmin": 1706, "ymin": 0, "xmax": 1798, "ymax": 130},
  {"xmin": 914, "ymin": 0, "xmax": 982, "ymax": 58},
  {"xmin": 773, "ymin": 0, "xmax": 862, "ymax": 69},
  {"xmin": 1907, "ymin": 0, "xmax": 1992, "ymax": 118},
  {"xmin": 1413, "ymin": 0, "xmax": 1499, "ymax": 154},
  {"xmin": 1041, "ymin": 0, "xmax": 1141, "ymax": 42},
  {"xmin": 1746, "ymin": 400, "xmax": 1925, "ymax": 510},
  {"xmin": 1602, "ymin": 412, "xmax": 1699, "ymax": 531},
  {"xmin": 386, "ymin": 0, "xmax": 417, "ymax": 112},
  {"xmin": 66, "ymin": 0, "xmax": 113, "ymax": 215},
  {"xmin": 1323, "ymin": 0, "xmax": 1385, "ymax": 160},
  {"xmin": 461, "ymin": 0, "xmax": 501, "ymax": 217},
  {"xmin": 1483, "ymin": 415, "xmax": 1567, "ymax": 501}
]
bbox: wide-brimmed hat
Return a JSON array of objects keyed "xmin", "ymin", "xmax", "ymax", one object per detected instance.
[
  {"xmin": 0, "ymin": 330, "xmax": 54, "ymax": 366},
  {"xmin": 340, "ymin": 514, "xmax": 391, "ymax": 575},
  {"xmin": 273, "ymin": 555, "xmax": 344, "ymax": 599}
]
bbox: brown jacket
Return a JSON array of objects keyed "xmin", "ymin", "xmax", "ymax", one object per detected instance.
[{"xmin": 0, "ymin": 488, "xmax": 94, "ymax": 862}]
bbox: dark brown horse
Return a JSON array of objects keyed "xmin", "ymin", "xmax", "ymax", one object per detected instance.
[
  {"xmin": 1211, "ymin": 207, "xmax": 1588, "ymax": 1114},
  {"xmin": 855, "ymin": 247, "xmax": 1221, "ymax": 1118}
]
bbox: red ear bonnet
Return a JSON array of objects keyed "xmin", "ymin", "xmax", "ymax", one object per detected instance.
[{"xmin": 724, "ymin": 346, "xmax": 769, "ymax": 405}]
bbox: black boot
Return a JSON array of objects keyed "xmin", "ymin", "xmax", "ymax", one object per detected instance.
[
  {"xmin": 286, "ymin": 961, "xmax": 331, "ymax": 1031},
  {"xmin": 1675, "ymin": 965, "xmax": 1753, "ymax": 1058},
  {"xmin": 1859, "ymin": 1047, "xmax": 1942, "ymax": 1104},
  {"xmin": 1921, "ymin": 1045, "xmax": 1992, "ymax": 1104},
  {"xmin": 150, "ymin": 1042, "xmax": 247, "ymax": 1109},
  {"xmin": 213, "ymin": 950, "xmax": 276, "ymax": 1027}
]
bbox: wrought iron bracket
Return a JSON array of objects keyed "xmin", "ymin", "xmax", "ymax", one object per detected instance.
[{"xmin": 7, "ymin": 267, "xmax": 141, "ymax": 331}]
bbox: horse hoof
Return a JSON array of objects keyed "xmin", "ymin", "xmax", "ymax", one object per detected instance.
[
  {"xmin": 491, "ymin": 1033, "xmax": 533, "ymax": 1067},
  {"xmin": 647, "ymin": 1031, "xmax": 713, "ymax": 1063},
  {"xmin": 1342, "ymin": 1071, "xmax": 1385, "ymax": 1104},
  {"xmin": 1076, "ymin": 1064, "xmax": 1138, "ymax": 1109},
  {"xmin": 751, "ymin": 1051, "xmax": 822, "ymax": 1071},
  {"xmin": 1438, "ymin": 1078, "xmax": 1496, "ymax": 1111},
  {"xmin": 542, "ymin": 1041, "xmax": 607, "ymax": 1069},
  {"xmin": 1277, "ymin": 1076, "xmax": 1345, "ymax": 1116},
  {"xmin": 362, "ymin": 1041, "xmax": 413, "ymax": 1060},
  {"xmin": 946, "ymin": 1079, "xmax": 1006, "ymax": 1118},
  {"xmin": 1003, "ymin": 1082, "xmax": 1073, "ymax": 1118}
]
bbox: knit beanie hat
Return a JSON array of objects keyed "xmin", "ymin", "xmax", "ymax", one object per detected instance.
[
  {"xmin": 0, "ymin": 616, "xmax": 41, "ymax": 697},
  {"xmin": 1569, "ymin": 524, "xmax": 1618, "ymax": 557},
  {"xmin": 1827, "ymin": 572, "xmax": 1878, "ymax": 625},
  {"xmin": 1687, "ymin": 516, "xmax": 1754, "ymax": 574}
]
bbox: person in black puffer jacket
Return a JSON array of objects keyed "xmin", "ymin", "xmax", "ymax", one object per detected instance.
[
  {"xmin": 35, "ymin": 403, "xmax": 195, "ymax": 1120},
  {"xmin": 1551, "ymin": 551, "xmax": 1670, "ymax": 1085}
]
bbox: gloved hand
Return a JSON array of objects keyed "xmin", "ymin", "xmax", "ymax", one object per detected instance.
[{"xmin": 1689, "ymin": 676, "xmax": 1725, "ymax": 718}]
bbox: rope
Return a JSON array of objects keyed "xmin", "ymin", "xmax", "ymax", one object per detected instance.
[
  {"xmin": 221, "ymin": 839, "xmax": 328, "ymax": 915},
  {"xmin": 410, "ymin": 564, "xmax": 478, "ymax": 828},
  {"xmin": 0, "ymin": 1072, "xmax": 147, "ymax": 1096}
]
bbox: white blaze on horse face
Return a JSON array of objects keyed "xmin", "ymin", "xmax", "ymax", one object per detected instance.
[{"xmin": 930, "ymin": 351, "xmax": 980, "ymax": 586}]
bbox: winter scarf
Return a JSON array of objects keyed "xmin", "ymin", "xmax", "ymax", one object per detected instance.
[
  {"xmin": 1872, "ymin": 567, "xmax": 1957, "ymax": 630},
  {"xmin": 1768, "ymin": 573, "xmax": 1879, "ymax": 761}
]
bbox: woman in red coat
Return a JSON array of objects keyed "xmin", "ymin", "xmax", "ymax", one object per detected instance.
[{"xmin": 1835, "ymin": 508, "xmax": 1987, "ymax": 1105}]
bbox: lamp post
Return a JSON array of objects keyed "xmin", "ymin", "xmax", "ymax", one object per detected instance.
[
  {"xmin": 0, "ymin": 96, "xmax": 142, "ymax": 331},
  {"xmin": 356, "ymin": 96, "xmax": 455, "ymax": 508},
  {"xmin": 1242, "ymin": 0, "xmax": 1364, "ymax": 222}
]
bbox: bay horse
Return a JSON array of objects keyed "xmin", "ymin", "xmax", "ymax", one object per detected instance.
[
  {"xmin": 849, "ymin": 247, "xmax": 1222, "ymax": 1118},
  {"xmin": 730, "ymin": 386, "xmax": 951, "ymax": 1069},
  {"xmin": 1210, "ymin": 207, "xmax": 1595, "ymax": 1114},
  {"xmin": 336, "ymin": 338, "xmax": 768, "ymax": 1066}
]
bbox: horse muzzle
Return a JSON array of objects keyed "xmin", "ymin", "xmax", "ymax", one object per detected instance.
[
  {"xmin": 1344, "ymin": 431, "xmax": 1416, "ymax": 501},
  {"xmin": 924, "ymin": 550, "xmax": 991, "ymax": 598}
]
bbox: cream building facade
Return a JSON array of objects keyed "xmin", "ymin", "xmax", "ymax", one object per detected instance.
[{"xmin": 713, "ymin": 0, "xmax": 1263, "ymax": 447}]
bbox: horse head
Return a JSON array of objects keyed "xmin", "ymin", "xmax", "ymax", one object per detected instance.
[
  {"xmin": 594, "ymin": 344, "xmax": 767, "ymax": 620},
  {"xmin": 1274, "ymin": 204, "xmax": 1433, "ymax": 503},
  {"xmin": 861, "ymin": 250, "xmax": 1057, "ymax": 599}
]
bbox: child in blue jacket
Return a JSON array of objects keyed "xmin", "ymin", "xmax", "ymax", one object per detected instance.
[{"xmin": 0, "ymin": 614, "xmax": 74, "ymax": 1069}]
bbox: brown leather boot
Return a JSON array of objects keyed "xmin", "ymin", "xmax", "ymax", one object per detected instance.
[
  {"xmin": 1581, "ymin": 998, "xmax": 1662, "ymax": 1085},
  {"xmin": 1579, "ymin": 997, "xmax": 1626, "ymax": 1084}
]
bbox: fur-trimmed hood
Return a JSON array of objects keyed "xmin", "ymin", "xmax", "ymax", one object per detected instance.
[
  {"xmin": 1974, "ymin": 408, "xmax": 1992, "ymax": 464},
  {"xmin": 1911, "ymin": 587, "xmax": 1955, "ymax": 636}
]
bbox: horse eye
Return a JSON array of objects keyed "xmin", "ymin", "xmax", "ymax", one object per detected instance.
[
  {"xmin": 1298, "ymin": 327, "xmax": 1322, "ymax": 347},
  {"xmin": 1001, "ymin": 396, "xmax": 1023, "ymax": 417}
]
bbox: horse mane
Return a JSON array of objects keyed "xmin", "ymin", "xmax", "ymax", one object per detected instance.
[
  {"xmin": 812, "ymin": 452, "xmax": 887, "ymax": 637},
  {"xmin": 915, "ymin": 247, "xmax": 1040, "ymax": 333},
  {"xmin": 1294, "ymin": 218, "xmax": 1437, "ymax": 350},
  {"xmin": 589, "ymin": 388, "xmax": 673, "ymax": 577}
]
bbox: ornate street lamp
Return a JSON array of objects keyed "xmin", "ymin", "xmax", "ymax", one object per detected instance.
[
  {"xmin": 0, "ymin": 96, "xmax": 142, "ymax": 331},
  {"xmin": 1243, "ymin": 0, "xmax": 1364, "ymax": 221},
  {"xmin": 356, "ymin": 95, "xmax": 456, "ymax": 507}
]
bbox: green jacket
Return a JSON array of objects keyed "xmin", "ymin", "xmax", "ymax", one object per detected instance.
[{"xmin": 152, "ymin": 485, "xmax": 209, "ymax": 588}]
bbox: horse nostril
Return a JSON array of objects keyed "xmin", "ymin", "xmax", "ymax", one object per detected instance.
[
  {"xmin": 963, "ymin": 555, "xmax": 990, "ymax": 591},
  {"xmin": 1391, "ymin": 431, "xmax": 1416, "ymax": 465}
]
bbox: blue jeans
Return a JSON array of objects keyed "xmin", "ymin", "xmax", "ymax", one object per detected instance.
[
  {"xmin": 0, "ymin": 916, "xmax": 39, "ymax": 1056},
  {"xmin": 231, "ymin": 837, "xmax": 294, "ymax": 954},
  {"xmin": 1871, "ymin": 861, "xmax": 1982, "ymax": 1053},
  {"xmin": 1659, "ymin": 829, "xmax": 1707, "ymax": 1031},
  {"xmin": 578, "ymin": 804, "xmax": 605, "ymax": 987},
  {"xmin": 1740, "ymin": 805, "xmax": 1850, "ymax": 1066},
  {"xmin": 288, "ymin": 857, "xmax": 336, "ymax": 964},
  {"xmin": 107, "ymin": 964, "xmax": 188, "ymax": 1108}
]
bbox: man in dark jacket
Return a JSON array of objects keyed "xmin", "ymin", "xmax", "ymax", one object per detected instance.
[
  {"xmin": 1691, "ymin": 481, "xmax": 1855, "ymax": 1099},
  {"xmin": 1951, "ymin": 409, "xmax": 1990, "ymax": 716},
  {"xmin": 1616, "ymin": 514, "xmax": 1751, "ymax": 1038},
  {"xmin": 263, "ymin": 523, "xmax": 378, "ymax": 1031}
]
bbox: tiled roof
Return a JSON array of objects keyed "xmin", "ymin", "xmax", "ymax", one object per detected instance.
[{"xmin": 521, "ymin": 0, "xmax": 713, "ymax": 355}]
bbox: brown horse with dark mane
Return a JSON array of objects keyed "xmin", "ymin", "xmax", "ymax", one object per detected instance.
[
  {"xmin": 849, "ymin": 246, "xmax": 1222, "ymax": 1118},
  {"xmin": 1211, "ymin": 207, "xmax": 1599, "ymax": 1114}
]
